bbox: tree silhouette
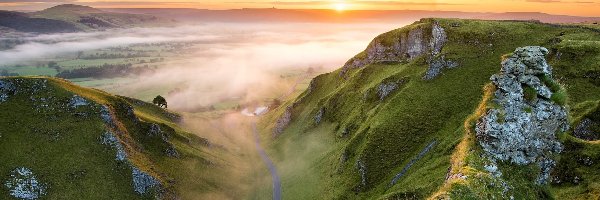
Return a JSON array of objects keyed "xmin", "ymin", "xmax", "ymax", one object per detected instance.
[{"xmin": 153, "ymin": 95, "xmax": 168, "ymax": 108}]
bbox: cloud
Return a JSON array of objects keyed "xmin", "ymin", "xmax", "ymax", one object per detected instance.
[
  {"xmin": 228, "ymin": 0, "xmax": 465, "ymax": 6},
  {"xmin": 352, "ymin": 1, "xmax": 465, "ymax": 6},
  {"xmin": 525, "ymin": 0, "xmax": 596, "ymax": 3},
  {"xmin": 0, "ymin": 0, "xmax": 72, "ymax": 2},
  {"xmin": 0, "ymin": 26, "xmax": 221, "ymax": 65},
  {"xmin": 123, "ymin": 23, "xmax": 398, "ymax": 111}
]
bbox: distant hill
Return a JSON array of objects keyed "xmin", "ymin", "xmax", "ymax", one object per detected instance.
[
  {"xmin": 0, "ymin": 4, "xmax": 169, "ymax": 33},
  {"xmin": 108, "ymin": 8, "xmax": 600, "ymax": 24},
  {"xmin": 0, "ymin": 10, "xmax": 80, "ymax": 33},
  {"xmin": 32, "ymin": 4, "xmax": 169, "ymax": 30},
  {"xmin": 478, "ymin": 12, "xmax": 600, "ymax": 23},
  {"xmin": 2, "ymin": 4, "xmax": 598, "ymax": 34}
]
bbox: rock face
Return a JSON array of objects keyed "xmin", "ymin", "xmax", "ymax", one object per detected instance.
[
  {"xmin": 377, "ymin": 82, "xmax": 398, "ymax": 100},
  {"xmin": 573, "ymin": 118, "xmax": 599, "ymax": 141},
  {"xmin": 0, "ymin": 80, "xmax": 17, "ymax": 102},
  {"xmin": 423, "ymin": 55, "xmax": 459, "ymax": 80},
  {"xmin": 314, "ymin": 107, "xmax": 324, "ymax": 124},
  {"xmin": 132, "ymin": 167, "xmax": 160, "ymax": 195},
  {"xmin": 476, "ymin": 46, "xmax": 569, "ymax": 184},
  {"xmin": 101, "ymin": 131, "xmax": 128, "ymax": 161},
  {"xmin": 68, "ymin": 95, "xmax": 88, "ymax": 108},
  {"xmin": 147, "ymin": 123, "xmax": 180, "ymax": 158},
  {"xmin": 100, "ymin": 105, "xmax": 116, "ymax": 128},
  {"xmin": 340, "ymin": 21, "xmax": 456, "ymax": 80},
  {"xmin": 148, "ymin": 123, "xmax": 164, "ymax": 137},
  {"xmin": 273, "ymin": 106, "xmax": 292, "ymax": 136},
  {"xmin": 356, "ymin": 159, "xmax": 368, "ymax": 189},
  {"xmin": 4, "ymin": 167, "xmax": 47, "ymax": 200},
  {"xmin": 99, "ymin": 107, "xmax": 163, "ymax": 196}
]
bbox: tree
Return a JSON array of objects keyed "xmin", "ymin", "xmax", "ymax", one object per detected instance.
[{"xmin": 153, "ymin": 95, "xmax": 168, "ymax": 108}]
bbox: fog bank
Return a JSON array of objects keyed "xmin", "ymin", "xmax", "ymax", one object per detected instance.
[{"xmin": 1, "ymin": 22, "xmax": 407, "ymax": 110}]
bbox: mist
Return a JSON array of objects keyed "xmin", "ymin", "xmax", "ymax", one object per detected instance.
[
  {"xmin": 0, "ymin": 19, "xmax": 411, "ymax": 199},
  {"xmin": 1, "ymin": 22, "xmax": 404, "ymax": 110}
]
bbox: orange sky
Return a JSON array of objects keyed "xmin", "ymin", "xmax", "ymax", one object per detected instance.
[{"xmin": 1, "ymin": 0, "xmax": 599, "ymax": 16}]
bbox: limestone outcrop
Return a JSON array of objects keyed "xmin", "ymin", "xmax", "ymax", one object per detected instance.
[
  {"xmin": 4, "ymin": 167, "xmax": 47, "ymax": 200},
  {"xmin": 99, "ymin": 106, "xmax": 164, "ymax": 197},
  {"xmin": 0, "ymin": 80, "xmax": 16, "ymax": 102},
  {"xmin": 68, "ymin": 95, "xmax": 88, "ymax": 108},
  {"xmin": 340, "ymin": 21, "xmax": 457, "ymax": 80},
  {"xmin": 573, "ymin": 118, "xmax": 599, "ymax": 141},
  {"xmin": 273, "ymin": 106, "xmax": 292, "ymax": 136},
  {"xmin": 476, "ymin": 46, "xmax": 569, "ymax": 184}
]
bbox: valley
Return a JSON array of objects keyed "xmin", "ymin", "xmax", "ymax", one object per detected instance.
[{"xmin": 1, "ymin": 3, "xmax": 600, "ymax": 200}]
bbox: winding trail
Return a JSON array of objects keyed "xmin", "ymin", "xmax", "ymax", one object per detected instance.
[
  {"xmin": 251, "ymin": 120, "xmax": 282, "ymax": 200},
  {"xmin": 245, "ymin": 71, "xmax": 312, "ymax": 199}
]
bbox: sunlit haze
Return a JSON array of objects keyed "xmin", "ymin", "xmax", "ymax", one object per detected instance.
[
  {"xmin": 0, "ymin": 0, "xmax": 599, "ymax": 16},
  {"xmin": 1, "ymin": 0, "xmax": 599, "ymax": 199}
]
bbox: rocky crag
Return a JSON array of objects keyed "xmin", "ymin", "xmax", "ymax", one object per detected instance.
[
  {"xmin": 573, "ymin": 106, "xmax": 600, "ymax": 141},
  {"xmin": 476, "ymin": 46, "xmax": 569, "ymax": 184},
  {"xmin": 4, "ymin": 167, "xmax": 46, "ymax": 200},
  {"xmin": 272, "ymin": 106, "xmax": 292, "ymax": 137},
  {"xmin": 340, "ymin": 20, "xmax": 457, "ymax": 80}
]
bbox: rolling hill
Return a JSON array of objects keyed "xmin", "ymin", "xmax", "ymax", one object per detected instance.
[
  {"xmin": 31, "ymin": 4, "xmax": 167, "ymax": 30},
  {"xmin": 108, "ymin": 8, "xmax": 600, "ymax": 24},
  {"xmin": 260, "ymin": 19, "xmax": 600, "ymax": 199},
  {"xmin": 31, "ymin": 4, "xmax": 170, "ymax": 31},
  {"xmin": 0, "ymin": 10, "xmax": 80, "ymax": 33},
  {"xmin": 0, "ymin": 4, "xmax": 169, "ymax": 33}
]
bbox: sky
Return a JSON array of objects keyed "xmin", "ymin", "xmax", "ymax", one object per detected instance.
[{"xmin": 0, "ymin": 0, "xmax": 599, "ymax": 16}]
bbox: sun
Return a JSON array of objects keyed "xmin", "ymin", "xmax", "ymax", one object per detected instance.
[{"xmin": 334, "ymin": 3, "xmax": 347, "ymax": 12}]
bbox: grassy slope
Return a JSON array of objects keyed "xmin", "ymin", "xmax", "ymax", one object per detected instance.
[
  {"xmin": 260, "ymin": 19, "xmax": 600, "ymax": 199},
  {"xmin": 0, "ymin": 77, "xmax": 218, "ymax": 199},
  {"xmin": 31, "ymin": 4, "xmax": 167, "ymax": 31}
]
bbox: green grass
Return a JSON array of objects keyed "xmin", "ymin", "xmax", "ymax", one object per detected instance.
[
  {"xmin": 523, "ymin": 86, "xmax": 539, "ymax": 102},
  {"xmin": 551, "ymin": 135, "xmax": 600, "ymax": 199},
  {"xmin": 259, "ymin": 18, "xmax": 600, "ymax": 199},
  {"xmin": 552, "ymin": 90, "xmax": 569, "ymax": 106}
]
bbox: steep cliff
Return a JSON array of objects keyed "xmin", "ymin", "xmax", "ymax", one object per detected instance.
[{"xmin": 340, "ymin": 20, "xmax": 457, "ymax": 80}]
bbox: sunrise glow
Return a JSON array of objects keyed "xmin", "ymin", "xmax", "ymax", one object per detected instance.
[
  {"xmin": 0, "ymin": 1, "xmax": 599, "ymax": 17},
  {"xmin": 334, "ymin": 3, "xmax": 347, "ymax": 12}
]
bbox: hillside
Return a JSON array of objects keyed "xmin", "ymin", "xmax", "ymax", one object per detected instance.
[
  {"xmin": 260, "ymin": 19, "xmax": 600, "ymax": 199},
  {"xmin": 0, "ymin": 4, "xmax": 169, "ymax": 33},
  {"xmin": 31, "ymin": 4, "xmax": 169, "ymax": 31},
  {"xmin": 0, "ymin": 10, "xmax": 80, "ymax": 33},
  {"xmin": 0, "ymin": 77, "xmax": 222, "ymax": 199}
]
